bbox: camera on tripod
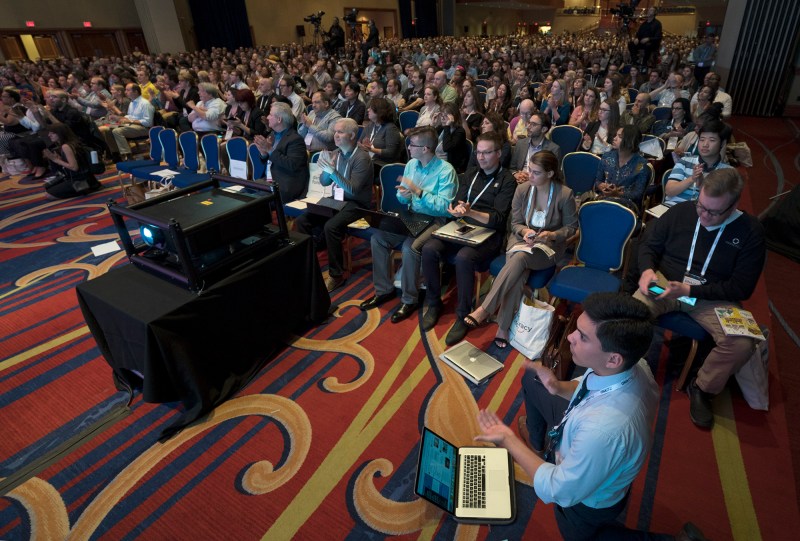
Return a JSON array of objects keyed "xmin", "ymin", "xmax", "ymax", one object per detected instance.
[
  {"xmin": 304, "ymin": 11, "xmax": 325, "ymax": 26},
  {"xmin": 343, "ymin": 8, "xmax": 359, "ymax": 28}
]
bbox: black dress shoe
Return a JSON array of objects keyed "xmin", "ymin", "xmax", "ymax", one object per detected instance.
[
  {"xmin": 422, "ymin": 303, "xmax": 442, "ymax": 331},
  {"xmin": 687, "ymin": 379, "xmax": 714, "ymax": 429},
  {"xmin": 391, "ymin": 303, "xmax": 418, "ymax": 323},
  {"xmin": 360, "ymin": 292, "xmax": 395, "ymax": 311},
  {"xmin": 445, "ymin": 319, "xmax": 468, "ymax": 345}
]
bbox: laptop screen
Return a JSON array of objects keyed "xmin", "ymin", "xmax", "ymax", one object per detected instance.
[{"xmin": 415, "ymin": 428, "xmax": 458, "ymax": 514}]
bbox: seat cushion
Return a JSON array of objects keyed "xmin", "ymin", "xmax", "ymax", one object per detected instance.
[
  {"xmin": 170, "ymin": 172, "xmax": 211, "ymax": 189},
  {"xmin": 549, "ymin": 266, "xmax": 621, "ymax": 303},
  {"xmin": 117, "ymin": 159, "xmax": 159, "ymax": 174},
  {"xmin": 656, "ymin": 311, "xmax": 710, "ymax": 341}
]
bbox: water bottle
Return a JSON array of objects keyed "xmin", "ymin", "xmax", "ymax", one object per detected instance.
[{"xmin": 90, "ymin": 150, "xmax": 99, "ymax": 164}]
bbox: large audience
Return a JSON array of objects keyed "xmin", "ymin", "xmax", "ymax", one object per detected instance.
[{"xmin": 1, "ymin": 19, "xmax": 758, "ymax": 540}]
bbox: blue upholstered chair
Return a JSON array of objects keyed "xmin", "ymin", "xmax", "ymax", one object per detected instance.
[
  {"xmin": 201, "ymin": 134, "xmax": 221, "ymax": 173},
  {"xmin": 549, "ymin": 124, "xmax": 583, "ymax": 156},
  {"xmin": 398, "ymin": 111, "xmax": 419, "ymax": 134},
  {"xmin": 548, "ymin": 200, "xmax": 637, "ymax": 303},
  {"xmin": 561, "ymin": 151, "xmax": 601, "ymax": 196},
  {"xmin": 248, "ymin": 143, "xmax": 266, "ymax": 180},
  {"xmin": 656, "ymin": 311, "xmax": 711, "ymax": 391},
  {"xmin": 225, "ymin": 137, "xmax": 249, "ymax": 179}
]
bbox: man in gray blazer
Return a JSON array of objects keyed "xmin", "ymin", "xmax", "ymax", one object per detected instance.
[{"xmin": 510, "ymin": 112, "xmax": 562, "ymax": 183}]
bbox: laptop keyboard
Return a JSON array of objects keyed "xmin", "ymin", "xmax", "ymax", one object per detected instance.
[
  {"xmin": 400, "ymin": 214, "xmax": 431, "ymax": 237},
  {"xmin": 461, "ymin": 454, "xmax": 486, "ymax": 509}
]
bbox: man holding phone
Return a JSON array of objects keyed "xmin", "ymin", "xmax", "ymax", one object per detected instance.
[{"xmin": 633, "ymin": 168, "xmax": 765, "ymax": 428}]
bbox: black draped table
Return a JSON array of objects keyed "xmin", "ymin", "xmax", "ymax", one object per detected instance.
[{"xmin": 76, "ymin": 232, "xmax": 330, "ymax": 438}]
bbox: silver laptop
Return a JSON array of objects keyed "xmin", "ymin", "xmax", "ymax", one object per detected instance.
[
  {"xmin": 439, "ymin": 341, "xmax": 504, "ymax": 385},
  {"xmin": 414, "ymin": 426, "xmax": 516, "ymax": 524},
  {"xmin": 433, "ymin": 220, "xmax": 496, "ymax": 246}
]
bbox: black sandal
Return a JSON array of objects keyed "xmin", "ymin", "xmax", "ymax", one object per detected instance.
[
  {"xmin": 493, "ymin": 337, "xmax": 509, "ymax": 349},
  {"xmin": 463, "ymin": 314, "xmax": 483, "ymax": 329}
]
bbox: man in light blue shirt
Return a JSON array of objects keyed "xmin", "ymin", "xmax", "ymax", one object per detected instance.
[
  {"xmin": 105, "ymin": 83, "xmax": 154, "ymax": 160},
  {"xmin": 476, "ymin": 292, "xmax": 706, "ymax": 540},
  {"xmin": 360, "ymin": 126, "xmax": 456, "ymax": 323}
]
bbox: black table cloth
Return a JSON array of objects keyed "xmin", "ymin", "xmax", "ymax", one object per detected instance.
[{"xmin": 77, "ymin": 232, "xmax": 329, "ymax": 438}]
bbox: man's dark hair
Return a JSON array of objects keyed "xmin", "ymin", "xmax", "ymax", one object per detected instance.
[
  {"xmin": 476, "ymin": 131, "xmax": 502, "ymax": 151},
  {"xmin": 531, "ymin": 111, "xmax": 551, "ymax": 132},
  {"xmin": 327, "ymin": 79, "xmax": 341, "ymax": 94},
  {"xmin": 344, "ymin": 81, "xmax": 361, "ymax": 96},
  {"xmin": 582, "ymin": 292, "xmax": 653, "ymax": 370}
]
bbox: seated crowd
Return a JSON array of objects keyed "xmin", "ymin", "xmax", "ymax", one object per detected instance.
[{"xmin": 1, "ymin": 22, "xmax": 759, "ymax": 540}]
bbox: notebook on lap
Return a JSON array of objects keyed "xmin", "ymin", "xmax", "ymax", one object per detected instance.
[
  {"xmin": 433, "ymin": 220, "xmax": 496, "ymax": 246},
  {"xmin": 415, "ymin": 426, "xmax": 516, "ymax": 524}
]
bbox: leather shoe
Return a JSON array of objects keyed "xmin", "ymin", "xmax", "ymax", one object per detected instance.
[
  {"xmin": 422, "ymin": 303, "xmax": 442, "ymax": 331},
  {"xmin": 687, "ymin": 379, "xmax": 714, "ymax": 429},
  {"xmin": 359, "ymin": 292, "xmax": 395, "ymax": 311},
  {"xmin": 445, "ymin": 319, "xmax": 468, "ymax": 345},
  {"xmin": 391, "ymin": 303, "xmax": 418, "ymax": 324},
  {"xmin": 325, "ymin": 274, "xmax": 346, "ymax": 293}
]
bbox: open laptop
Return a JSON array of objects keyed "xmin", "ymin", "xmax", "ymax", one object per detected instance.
[
  {"xmin": 361, "ymin": 208, "xmax": 433, "ymax": 238},
  {"xmin": 415, "ymin": 426, "xmax": 516, "ymax": 524},
  {"xmin": 433, "ymin": 220, "xmax": 496, "ymax": 247},
  {"xmin": 439, "ymin": 341, "xmax": 505, "ymax": 385},
  {"xmin": 306, "ymin": 197, "xmax": 347, "ymax": 217}
]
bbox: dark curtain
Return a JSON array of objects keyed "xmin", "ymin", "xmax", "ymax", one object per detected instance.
[
  {"xmin": 189, "ymin": 0, "xmax": 253, "ymax": 51},
  {"xmin": 398, "ymin": 0, "xmax": 438, "ymax": 39}
]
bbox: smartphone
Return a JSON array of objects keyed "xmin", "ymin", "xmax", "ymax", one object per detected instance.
[
  {"xmin": 648, "ymin": 283, "xmax": 665, "ymax": 295},
  {"xmin": 456, "ymin": 224, "xmax": 475, "ymax": 234}
]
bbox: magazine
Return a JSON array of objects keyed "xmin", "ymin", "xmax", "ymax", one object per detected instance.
[{"xmin": 715, "ymin": 307, "xmax": 766, "ymax": 341}]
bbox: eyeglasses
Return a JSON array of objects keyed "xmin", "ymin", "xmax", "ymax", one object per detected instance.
[
  {"xmin": 407, "ymin": 143, "xmax": 426, "ymax": 148},
  {"xmin": 695, "ymin": 199, "xmax": 735, "ymax": 217}
]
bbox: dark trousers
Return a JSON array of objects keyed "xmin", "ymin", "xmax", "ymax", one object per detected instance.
[
  {"xmin": 522, "ymin": 369, "xmax": 569, "ymax": 450},
  {"xmin": 420, "ymin": 233, "xmax": 502, "ymax": 319},
  {"xmin": 9, "ymin": 134, "xmax": 47, "ymax": 167},
  {"xmin": 294, "ymin": 202, "xmax": 363, "ymax": 278}
]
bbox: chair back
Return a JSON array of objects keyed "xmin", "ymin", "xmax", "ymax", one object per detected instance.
[
  {"xmin": 178, "ymin": 131, "xmax": 200, "ymax": 171},
  {"xmin": 641, "ymin": 133, "xmax": 665, "ymax": 154},
  {"xmin": 379, "ymin": 163, "xmax": 406, "ymax": 212},
  {"xmin": 147, "ymin": 126, "xmax": 165, "ymax": 161},
  {"xmin": 627, "ymin": 88, "xmax": 638, "ymax": 102},
  {"xmin": 474, "ymin": 79, "xmax": 488, "ymax": 88},
  {"xmin": 575, "ymin": 200, "xmax": 637, "ymax": 271},
  {"xmin": 652, "ymin": 106, "xmax": 672, "ymax": 121},
  {"xmin": 248, "ymin": 143, "xmax": 266, "ymax": 179},
  {"xmin": 549, "ymin": 124, "xmax": 583, "ymax": 155},
  {"xmin": 158, "ymin": 128, "xmax": 180, "ymax": 168},
  {"xmin": 661, "ymin": 167, "xmax": 673, "ymax": 203},
  {"xmin": 226, "ymin": 137, "xmax": 249, "ymax": 178},
  {"xmin": 561, "ymin": 151, "xmax": 600, "ymax": 195},
  {"xmin": 398, "ymin": 110, "xmax": 419, "ymax": 133},
  {"xmin": 201, "ymin": 134, "xmax": 221, "ymax": 173},
  {"xmin": 310, "ymin": 151, "xmax": 321, "ymax": 164}
]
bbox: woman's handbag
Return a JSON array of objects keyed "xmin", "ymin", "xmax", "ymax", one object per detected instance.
[{"xmin": 509, "ymin": 296, "xmax": 556, "ymax": 360}]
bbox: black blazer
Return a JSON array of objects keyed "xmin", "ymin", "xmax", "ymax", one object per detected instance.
[
  {"xmin": 261, "ymin": 128, "xmax": 309, "ymax": 202},
  {"xmin": 439, "ymin": 125, "xmax": 470, "ymax": 174}
]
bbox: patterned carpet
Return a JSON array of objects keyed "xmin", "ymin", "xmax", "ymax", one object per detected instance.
[{"xmin": 0, "ymin": 156, "xmax": 798, "ymax": 540}]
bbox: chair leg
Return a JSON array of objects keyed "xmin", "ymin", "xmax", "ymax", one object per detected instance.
[{"xmin": 675, "ymin": 338, "xmax": 699, "ymax": 392}]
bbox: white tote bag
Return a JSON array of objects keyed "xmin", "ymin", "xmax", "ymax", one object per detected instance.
[
  {"xmin": 509, "ymin": 296, "xmax": 555, "ymax": 359},
  {"xmin": 734, "ymin": 326, "xmax": 770, "ymax": 411}
]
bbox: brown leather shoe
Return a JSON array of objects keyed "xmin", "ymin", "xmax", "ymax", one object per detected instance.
[{"xmin": 325, "ymin": 274, "xmax": 346, "ymax": 293}]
